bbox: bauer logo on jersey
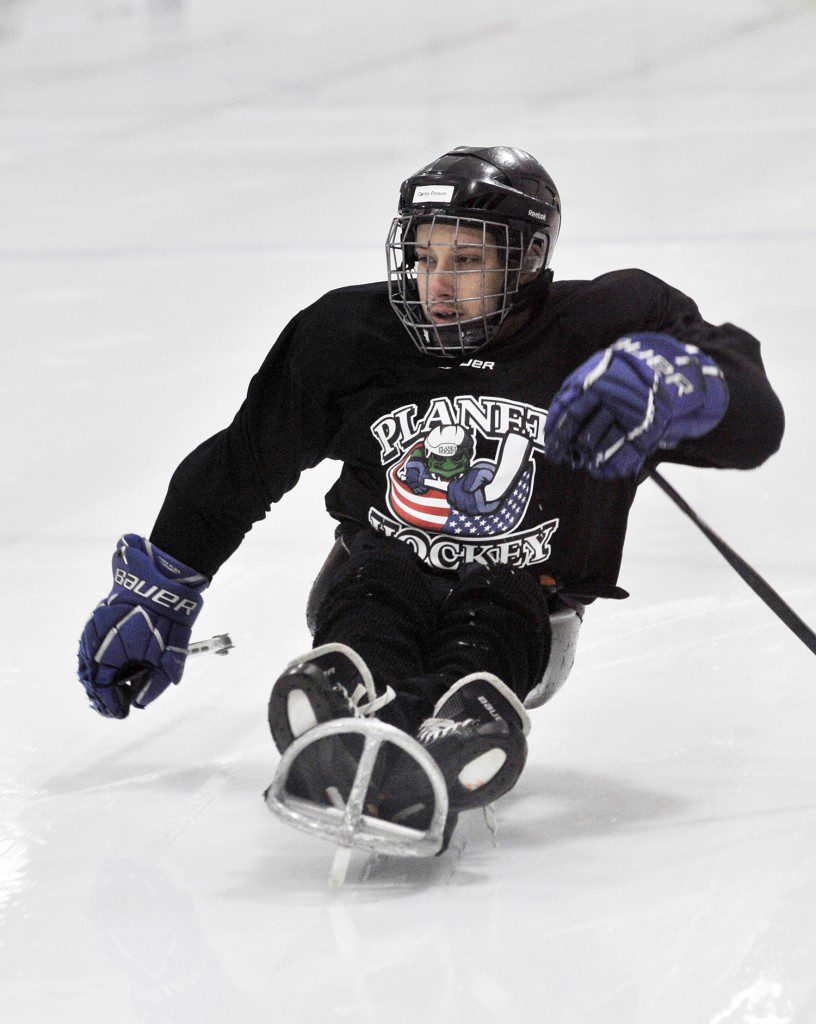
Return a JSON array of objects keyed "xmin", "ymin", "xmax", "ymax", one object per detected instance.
[{"xmin": 368, "ymin": 395, "xmax": 559, "ymax": 571}]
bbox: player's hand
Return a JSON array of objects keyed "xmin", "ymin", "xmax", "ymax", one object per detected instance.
[
  {"xmin": 447, "ymin": 462, "xmax": 500, "ymax": 515},
  {"xmin": 545, "ymin": 333, "xmax": 729, "ymax": 480},
  {"xmin": 404, "ymin": 455, "xmax": 430, "ymax": 494},
  {"xmin": 77, "ymin": 535, "xmax": 208, "ymax": 719}
]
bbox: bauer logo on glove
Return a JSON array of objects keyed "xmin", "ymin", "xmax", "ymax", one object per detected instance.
[
  {"xmin": 544, "ymin": 332, "xmax": 729, "ymax": 480},
  {"xmin": 112, "ymin": 567, "xmax": 199, "ymax": 614}
]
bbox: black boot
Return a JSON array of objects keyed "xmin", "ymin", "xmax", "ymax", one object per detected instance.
[
  {"xmin": 268, "ymin": 644, "xmax": 457, "ymax": 847},
  {"xmin": 417, "ymin": 672, "xmax": 531, "ymax": 811},
  {"xmin": 267, "ymin": 643, "xmax": 397, "ymax": 809},
  {"xmin": 268, "ymin": 642, "xmax": 395, "ymax": 754}
]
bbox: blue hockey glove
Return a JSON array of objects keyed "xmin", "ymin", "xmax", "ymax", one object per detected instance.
[
  {"xmin": 78, "ymin": 535, "xmax": 208, "ymax": 719},
  {"xmin": 447, "ymin": 462, "xmax": 501, "ymax": 515},
  {"xmin": 404, "ymin": 455, "xmax": 430, "ymax": 494},
  {"xmin": 545, "ymin": 333, "xmax": 729, "ymax": 479}
]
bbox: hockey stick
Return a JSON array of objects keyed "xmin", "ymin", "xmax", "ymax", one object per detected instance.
[
  {"xmin": 186, "ymin": 633, "xmax": 234, "ymax": 658},
  {"xmin": 122, "ymin": 633, "xmax": 234, "ymax": 694},
  {"xmin": 649, "ymin": 468, "xmax": 816, "ymax": 656}
]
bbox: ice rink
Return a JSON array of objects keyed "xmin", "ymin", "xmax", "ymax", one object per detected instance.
[{"xmin": 2, "ymin": 1, "xmax": 816, "ymax": 1020}]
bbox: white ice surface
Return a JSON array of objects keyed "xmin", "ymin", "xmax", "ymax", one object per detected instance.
[{"xmin": 2, "ymin": 1, "xmax": 816, "ymax": 1021}]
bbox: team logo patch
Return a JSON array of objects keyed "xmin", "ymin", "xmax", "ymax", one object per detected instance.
[{"xmin": 369, "ymin": 395, "xmax": 559, "ymax": 571}]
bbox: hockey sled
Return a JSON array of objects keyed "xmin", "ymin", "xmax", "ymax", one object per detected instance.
[{"xmin": 265, "ymin": 718, "xmax": 450, "ymax": 858}]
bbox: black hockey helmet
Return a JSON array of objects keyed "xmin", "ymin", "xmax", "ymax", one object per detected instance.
[{"xmin": 387, "ymin": 146, "xmax": 561, "ymax": 357}]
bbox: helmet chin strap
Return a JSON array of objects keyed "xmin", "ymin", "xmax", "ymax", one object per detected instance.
[{"xmin": 420, "ymin": 318, "xmax": 497, "ymax": 358}]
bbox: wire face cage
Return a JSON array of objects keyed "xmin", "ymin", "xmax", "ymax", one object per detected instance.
[{"xmin": 386, "ymin": 213, "xmax": 527, "ymax": 358}]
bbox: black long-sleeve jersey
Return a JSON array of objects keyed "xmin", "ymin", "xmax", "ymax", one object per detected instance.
[{"xmin": 150, "ymin": 268, "xmax": 784, "ymax": 599}]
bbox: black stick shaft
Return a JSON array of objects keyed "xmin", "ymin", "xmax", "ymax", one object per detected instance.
[{"xmin": 649, "ymin": 468, "xmax": 816, "ymax": 657}]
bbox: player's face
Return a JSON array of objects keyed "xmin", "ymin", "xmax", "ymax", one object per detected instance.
[{"xmin": 413, "ymin": 221, "xmax": 506, "ymax": 326}]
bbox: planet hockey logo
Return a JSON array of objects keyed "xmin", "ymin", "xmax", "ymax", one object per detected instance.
[{"xmin": 369, "ymin": 395, "xmax": 559, "ymax": 571}]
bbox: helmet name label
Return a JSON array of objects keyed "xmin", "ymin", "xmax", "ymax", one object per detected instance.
[{"xmin": 413, "ymin": 185, "xmax": 455, "ymax": 204}]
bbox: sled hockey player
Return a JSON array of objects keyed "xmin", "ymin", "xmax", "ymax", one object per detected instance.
[{"xmin": 77, "ymin": 146, "xmax": 784, "ymax": 855}]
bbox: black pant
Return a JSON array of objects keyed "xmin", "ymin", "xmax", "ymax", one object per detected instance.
[{"xmin": 307, "ymin": 529, "xmax": 552, "ymax": 733}]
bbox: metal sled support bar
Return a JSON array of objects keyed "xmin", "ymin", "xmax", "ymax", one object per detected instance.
[{"xmin": 265, "ymin": 719, "xmax": 450, "ymax": 858}]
